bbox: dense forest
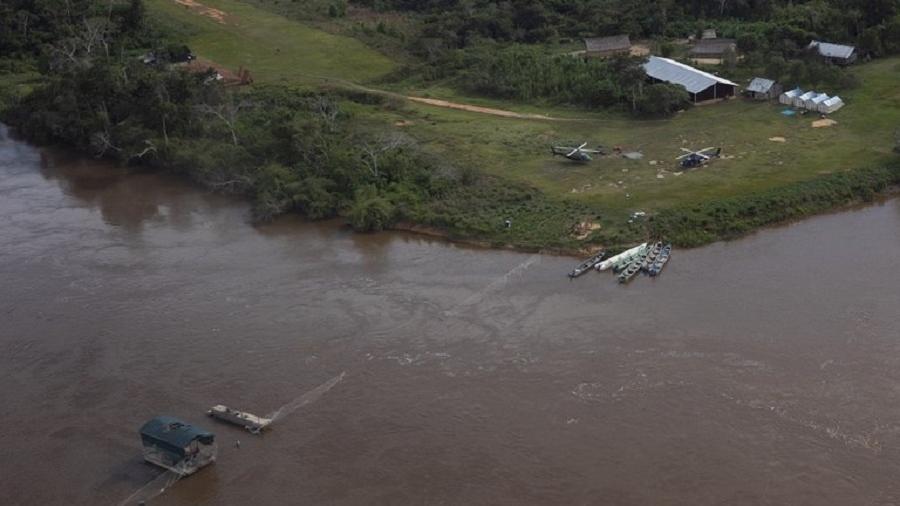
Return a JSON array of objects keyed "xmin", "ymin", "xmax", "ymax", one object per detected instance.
[
  {"xmin": 0, "ymin": 0, "xmax": 468, "ymax": 231},
  {"xmin": 2, "ymin": 0, "xmax": 899, "ymax": 249},
  {"xmin": 353, "ymin": 0, "xmax": 900, "ymax": 49},
  {"xmin": 342, "ymin": 0, "xmax": 900, "ymax": 111}
]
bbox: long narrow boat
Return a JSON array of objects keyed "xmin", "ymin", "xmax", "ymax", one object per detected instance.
[
  {"xmin": 207, "ymin": 405, "xmax": 273, "ymax": 434},
  {"xmin": 596, "ymin": 243, "xmax": 647, "ymax": 271},
  {"xmin": 641, "ymin": 242, "xmax": 663, "ymax": 271},
  {"xmin": 617, "ymin": 260, "xmax": 642, "ymax": 283},
  {"xmin": 647, "ymin": 244, "xmax": 672, "ymax": 277},
  {"xmin": 568, "ymin": 250, "xmax": 606, "ymax": 278}
]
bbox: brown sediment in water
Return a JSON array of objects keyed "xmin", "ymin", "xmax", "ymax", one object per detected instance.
[{"xmin": 4, "ymin": 126, "xmax": 900, "ymax": 505}]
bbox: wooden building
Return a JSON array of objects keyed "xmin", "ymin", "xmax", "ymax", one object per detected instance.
[
  {"xmin": 808, "ymin": 41, "xmax": 857, "ymax": 65},
  {"xmin": 689, "ymin": 38, "xmax": 737, "ymax": 64},
  {"xmin": 745, "ymin": 77, "xmax": 782, "ymax": 100},
  {"xmin": 584, "ymin": 35, "xmax": 631, "ymax": 58}
]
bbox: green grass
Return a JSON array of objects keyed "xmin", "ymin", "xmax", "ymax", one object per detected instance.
[
  {"xmin": 144, "ymin": 0, "xmax": 900, "ymax": 248},
  {"xmin": 145, "ymin": 0, "xmax": 395, "ymax": 85},
  {"xmin": 385, "ymin": 57, "xmax": 900, "ymax": 219}
]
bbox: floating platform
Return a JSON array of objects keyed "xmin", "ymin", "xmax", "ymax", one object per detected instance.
[
  {"xmin": 140, "ymin": 416, "xmax": 216, "ymax": 475},
  {"xmin": 207, "ymin": 405, "xmax": 273, "ymax": 434}
]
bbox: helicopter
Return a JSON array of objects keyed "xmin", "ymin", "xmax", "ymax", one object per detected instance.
[
  {"xmin": 551, "ymin": 142, "xmax": 606, "ymax": 162},
  {"xmin": 677, "ymin": 147, "xmax": 721, "ymax": 169}
]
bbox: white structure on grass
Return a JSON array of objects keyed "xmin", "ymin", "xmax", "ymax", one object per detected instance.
[
  {"xmin": 805, "ymin": 92, "xmax": 830, "ymax": 110},
  {"xmin": 818, "ymin": 96, "xmax": 845, "ymax": 113},
  {"xmin": 793, "ymin": 91, "xmax": 816, "ymax": 108},
  {"xmin": 779, "ymin": 87, "xmax": 803, "ymax": 105}
]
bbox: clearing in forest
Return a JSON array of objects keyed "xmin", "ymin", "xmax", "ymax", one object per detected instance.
[
  {"xmin": 147, "ymin": 0, "xmax": 900, "ymax": 228},
  {"xmin": 146, "ymin": 0, "xmax": 395, "ymax": 84}
]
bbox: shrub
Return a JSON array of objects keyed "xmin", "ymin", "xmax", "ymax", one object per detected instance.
[
  {"xmin": 349, "ymin": 190, "xmax": 397, "ymax": 231},
  {"xmin": 635, "ymin": 83, "xmax": 690, "ymax": 117}
]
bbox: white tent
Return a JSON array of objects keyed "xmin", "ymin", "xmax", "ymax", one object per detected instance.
[
  {"xmin": 805, "ymin": 92, "xmax": 829, "ymax": 110},
  {"xmin": 794, "ymin": 91, "xmax": 816, "ymax": 108},
  {"xmin": 779, "ymin": 87, "xmax": 802, "ymax": 105},
  {"xmin": 818, "ymin": 96, "xmax": 844, "ymax": 114}
]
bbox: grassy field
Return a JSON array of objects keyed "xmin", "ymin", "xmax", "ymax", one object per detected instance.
[
  {"xmin": 386, "ymin": 58, "xmax": 900, "ymax": 219},
  {"xmin": 145, "ymin": 0, "xmax": 395, "ymax": 85},
  {"xmin": 144, "ymin": 0, "xmax": 900, "ymax": 248}
]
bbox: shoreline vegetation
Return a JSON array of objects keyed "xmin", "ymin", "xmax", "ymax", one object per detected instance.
[{"xmin": 1, "ymin": 0, "xmax": 899, "ymax": 256}]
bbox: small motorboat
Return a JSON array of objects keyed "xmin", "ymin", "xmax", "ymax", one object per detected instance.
[
  {"xmin": 617, "ymin": 260, "xmax": 642, "ymax": 284},
  {"xmin": 568, "ymin": 250, "xmax": 606, "ymax": 278},
  {"xmin": 642, "ymin": 242, "xmax": 663, "ymax": 271},
  {"xmin": 207, "ymin": 405, "xmax": 273, "ymax": 434},
  {"xmin": 648, "ymin": 244, "xmax": 672, "ymax": 277}
]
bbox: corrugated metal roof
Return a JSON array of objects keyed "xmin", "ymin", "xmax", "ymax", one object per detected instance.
[
  {"xmin": 643, "ymin": 56, "xmax": 738, "ymax": 94},
  {"xmin": 585, "ymin": 35, "xmax": 631, "ymax": 53},
  {"xmin": 809, "ymin": 41, "xmax": 855, "ymax": 59},
  {"xmin": 822, "ymin": 96, "xmax": 843, "ymax": 106},
  {"xmin": 747, "ymin": 77, "xmax": 775, "ymax": 93},
  {"xmin": 781, "ymin": 87, "xmax": 803, "ymax": 98}
]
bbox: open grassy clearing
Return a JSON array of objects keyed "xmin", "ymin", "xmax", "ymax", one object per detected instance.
[
  {"xmin": 145, "ymin": 0, "xmax": 899, "ymax": 247},
  {"xmin": 384, "ymin": 57, "xmax": 900, "ymax": 218},
  {"xmin": 145, "ymin": 0, "xmax": 395, "ymax": 85}
]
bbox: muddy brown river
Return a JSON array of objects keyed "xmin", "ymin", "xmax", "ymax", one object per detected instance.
[{"xmin": 2, "ymin": 123, "xmax": 900, "ymax": 505}]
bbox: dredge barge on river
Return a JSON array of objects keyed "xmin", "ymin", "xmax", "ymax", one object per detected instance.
[{"xmin": 139, "ymin": 416, "xmax": 217, "ymax": 475}]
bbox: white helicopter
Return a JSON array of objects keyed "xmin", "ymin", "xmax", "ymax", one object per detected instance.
[
  {"xmin": 551, "ymin": 142, "xmax": 606, "ymax": 162},
  {"xmin": 677, "ymin": 146, "xmax": 721, "ymax": 169}
]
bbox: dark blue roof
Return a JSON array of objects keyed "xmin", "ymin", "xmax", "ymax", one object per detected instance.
[{"xmin": 140, "ymin": 416, "xmax": 215, "ymax": 450}]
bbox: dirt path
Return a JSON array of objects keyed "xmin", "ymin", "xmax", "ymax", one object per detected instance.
[
  {"xmin": 174, "ymin": 0, "xmax": 229, "ymax": 24},
  {"xmin": 405, "ymin": 96, "xmax": 554, "ymax": 120},
  {"xmin": 166, "ymin": 0, "xmax": 574, "ymax": 121}
]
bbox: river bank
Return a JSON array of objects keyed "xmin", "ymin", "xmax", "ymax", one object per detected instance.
[{"xmin": 4, "ymin": 121, "xmax": 900, "ymax": 505}]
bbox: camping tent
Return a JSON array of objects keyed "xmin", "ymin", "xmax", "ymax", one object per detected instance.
[
  {"xmin": 805, "ymin": 93, "xmax": 829, "ymax": 110},
  {"xmin": 779, "ymin": 88, "xmax": 802, "ymax": 105},
  {"xmin": 794, "ymin": 91, "xmax": 816, "ymax": 108},
  {"xmin": 818, "ymin": 96, "xmax": 844, "ymax": 114}
]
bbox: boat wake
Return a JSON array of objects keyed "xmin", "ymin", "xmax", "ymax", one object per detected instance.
[
  {"xmin": 266, "ymin": 372, "xmax": 346, "ymax": 423},
  {"xmin": 117, "ymin": 469, "xmax": 182, "ymax": 506},
  {"xmin": 443, "ymin": 254, "xmax": 541, "ymax": 317}
]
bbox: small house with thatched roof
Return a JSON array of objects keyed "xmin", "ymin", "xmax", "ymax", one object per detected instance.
[
  {"xmin": 689, "ymin": 38, "xmax": 737, "ymax": 63},
  {"xmin": 584, "ymin": 35, "xmax": 631, "ymax": 58}
]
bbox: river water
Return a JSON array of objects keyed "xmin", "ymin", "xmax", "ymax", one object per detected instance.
[{"xmin": 2, "ymin": 123, "xmax": 900, "ymax": 505}]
